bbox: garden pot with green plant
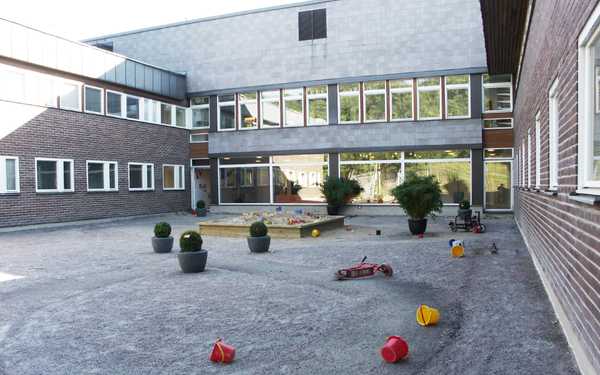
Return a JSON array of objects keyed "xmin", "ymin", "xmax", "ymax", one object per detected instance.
[
  {"xmin": 196, "ymin": 200, "xmax": 207, "ymax": 217},
  {"xmin": 458, "ymin": 200, "xmax": 472, "ymax": 219},
  {"xmin": 320, "ymin": 177, "xmax": 363, "ymax": 215},
  {"xmin": 247, "ymin": 221, "xmax": 270, "ymax": 253},
  {"xmin": 391, "ymin": 172, "xmax": 443, "ymax": 235},
  {"xmin": 177, "ymin": 230, "xmax": 207, "ymax": 273},
  {"xmin": 152, "ymin": 222, "xmax": 173, "ymax": 253}
]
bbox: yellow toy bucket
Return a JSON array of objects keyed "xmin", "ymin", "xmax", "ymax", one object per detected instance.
[{"xmin": 416, "ymin": 304, "xmax": 440, "ymax": 326}]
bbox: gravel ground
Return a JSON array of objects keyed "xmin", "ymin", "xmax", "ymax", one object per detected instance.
[{"xmin": 0, "ymin": 213, "xmax": 579, "ymax": 375}]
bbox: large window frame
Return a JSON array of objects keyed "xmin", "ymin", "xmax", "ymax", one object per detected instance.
[
  {"xmin": 162, "ymin": 164, "xmax": 185, "ymax": 191},
  {"xmin": 128, "ymin": 162, "xmax": 154, "ymax": 191},
  {"xmin": 0, "ymin": 156, "xmax": 19, "ymax": 194},
  {"xmin": 306, "ymin": 85, "xmax": 329, "ymax": 126},
  {"xmin": 106, "ymin": 90, "xmax": 124, "ymax": 118},
  {"xmin": 283, "ymin": 88, "xmax": 304, "ymax": 127},
  {"xmin": 190, "ymin": 96, "xmax": 210, "ymax": 129},
  {"xmin": 338, "ymin": 83, "xmax": 361, "ymax": 124},
  {"xmin": 535, "ymin": 112, "xmax": 541, "ymax": 188},
  {"xmin": 416, "ymin": 77, "xmax": 442, "ymax": 120},
  {"xmin": 238, "ymin": 92, "xmax": 259, "ymax": 130},
  {"xmin": 217, "ymin": 94, "xmax": 236, "ymax": 132},
  {"xmin": 57, "ymin": 80, "xmax": 82, "ymax": 111},
  {"xmin": 527, "ymin": 130, "xmax": 532, "ymax": 187},
  {"xmin": 86, "ymin": 160, "xmax": 118, "ymax": 192},
  {"xmin": 390, "ymin": 79, "xmax": 414, "ymax": 121},
  {"xmin": 577, "ymin": 6, "xmax": 600, "ymax": 192},
  {"xmin": 35, "ymin": 157, "xmax": 74, "ymax": 193},
  {"xmin": 363, "ymin": 81, "xmax": 387, "ymax": 123},
  {"xmin": 445, "ymin": 75, "xmax": 471, "ymax": 119},
  {"xmin": 548, "ymin": 80, "xmax": 559, "ymax": 190},
  {"xmin": 84, "ymin": 85, "xmax": 104, "ymax": 115},
  {"xmin": 260, "ymin": 90, "xmax": 281, "ymax": 128},
  {"xmin": 483, "ymin": 148, "xmax": 513, "ymax": 211},
  {"xmin": 482, "ymin": 74, "xmax": 513, "ymax": 113}
]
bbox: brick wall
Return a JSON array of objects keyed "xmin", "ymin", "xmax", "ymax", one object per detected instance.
[
  {"xmin": 513, "ymin": 0, "xmax": 600, "ymax": 372},
  {"xmin": 0, "ymin": 102, "xmax": 191, "ymax": 227}
]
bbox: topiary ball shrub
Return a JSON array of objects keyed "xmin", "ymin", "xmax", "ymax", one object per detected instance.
[
  {"xmin": 180, "ymin": 230, "xmax": 203, "ymax": 252},
  {"xmin": 249, "ymin": 221, "xmax": 268, "ymax": 237},
  {"xmin": 196, "ymin": 200, "xmax": 206, "ymax": 210},
  {"xmin": 154, "ymin": 222, "xmax": 172, "ymax": 238},
  {"xmin": 459, "ymin": 200, "xmax": 471, "ymax": 210}
]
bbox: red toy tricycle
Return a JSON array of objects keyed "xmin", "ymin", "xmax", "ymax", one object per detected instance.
[{"xmin": 335, "ymin": 256, "xmax": 394, "ymax": 280}]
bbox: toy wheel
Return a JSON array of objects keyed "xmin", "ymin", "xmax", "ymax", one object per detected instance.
[
  {"xmin": 379, "ymin": 264, "xmax": 393, "ymax": 277},
  {"xmin": 334, "ymin": 270, "xmax": 346, "ymax": 281},
  {"xmin": 449, "ymin": 222, "xmax": 457, "ymax": 232},
  {"xmin": 478, "ymin": 224, "xmax": 486, "ymax": 233}
]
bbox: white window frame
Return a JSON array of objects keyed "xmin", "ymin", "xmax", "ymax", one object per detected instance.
[
  {"xmin": 260, "ymin": 90, "xmax": 281, "ymax": 128},
  {"xmin": 35, "ymin": 157, "xmax": 75, "ymax": 193},
  {"xmin": 190, "ymin": 133, "xmax": 208, "ymax": 143},
  {"xmin": 578, "ymin": 5, "xmax": 600, "ymax": 192},
  {"xmin": 337, "ymin": 83, "xmax": 361, "ymax": 124},
  {"xmin": 389, "ymin": 79, "xmax": 414, "ymax": 121},
  {"xmin": 483, "ymin": 118, "xmax": 513, "ymax": 129},
  {"xmin": 125, "ymin": 94, "xmax": 141, "ymax": 120},
  {"xmin": 283, "ymin": 88, "xmax": 304, "ymax": 127},
  {"xmin": 162, "ymin": 164, "xmax": 185, "ymax": 191},
  {"xmin": 483, "ymin": 150, "xmax": 514, "ymax": 211},
  {"xmin": 160, "ymin": 102, "xmax": 173, "ymax": 126},
  {"xmin": 527, "ymin": 129, "xmax": 532, "ymax": 187},
  {"xmin": 217, "ymin": 95, "xmax": 236, "ymax": 132},
  {"xmin": 482, "ymin": 74, "xmax": 513, "ymax": 113},
  {"xmin": 142, "ymin": 98, "xmax": 160, "ymax": 124},
  {"xmin": 535, "ymin": 112, "xmax": 541, "ymax": 188},
  {"xmin": 548, "ymin": 80, "xmax": 559, "ymax": 190},
  {"xmin": 190, "ymin": 97, "xmax": 210, "ymax": 129},
  {"xmin": 57, "ymin": 79, "xmax": 82, "ymax": 111},
  {"xmin": 106, "ymin": 90, "xmax": 124, "ymax": 118},
  {"xmin": 416, "ymin": 77, "xmax": 442, "ymax": 120},
  {"xmin": 128, "ymin": 162, "xmax": 154, "ymax": 191},
  {"xmin": 362, "ymin": 81, "xmax": 387, "ymax": 123},
  {"xmin": 0, "ymin": 156, "xmax": 19, "ymax": 194},
  {"xmin": 86, "ymin": 160, "xmax": 118, "ymax": 192},
  {"xmin": 83, "ymin": 85, "xmax": 104, "ymax": 115},
  {"xmin": 238, "ymin": 92, "xmax": 259, "ymax": 130},
  {"xmin": 307, "ymin": 86, "xmax": 329, "ymax": 126},
  {"xmin": 174, "ymin": 106, "xmax": 187, "ymax": 128},
  {"xmin": 445, "ymin": 75, "xmax": 471, "ymax": 119},
  {"xmin": 521, "ymin": 143, "xmax": 526, "ymax": 187}
]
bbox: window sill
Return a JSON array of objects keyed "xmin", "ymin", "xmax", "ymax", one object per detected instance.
[
  {"xmin": 0, "ymin": 192, "xmax": 20, "ymax": 196},
  {"xmin": 87, "ymin": 190, "xmax": 119, "ymax": 193},
  {"xmin": 569, "ymin": 191, "xmax": 600, "ymax": 206},
  {"xmin": 541, "ymin": 190, "xmax": 558, "ymax": 197},
  {"xmin": 128, "ymin": 189, "xmax": 155, "ymax": 192},
  {"xmin": 163, "ymin": 188, "xmax": 185, "ymax": 191},
  {"xmin": 36, "ymin": 191, "xmax": 75, "ymax": 195}
]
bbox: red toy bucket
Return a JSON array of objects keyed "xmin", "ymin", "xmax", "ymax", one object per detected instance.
[
  {"xmin": 380, "ymin": 336, "xmax": 408, "ymax": 363},
  {"xmin": 209, "ymin": 339, "xmax": 235, "ymax": 363}
]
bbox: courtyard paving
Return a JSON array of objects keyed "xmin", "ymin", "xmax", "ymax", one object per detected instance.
[{"xmin": 0, "ymin": 213, "xmax": 579, "ymax": 375}]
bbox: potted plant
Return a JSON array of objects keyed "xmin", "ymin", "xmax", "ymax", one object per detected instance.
[
  {"xmin": 196, "ymin": 200, "xmax": 207, "ymax": 217},
  {"xmin": 247, "ymin": 221, "xmax": 270, "ymax": 253},
  {"xmin": 152, "ymin": 222, "xmax": 173, "ymax": 253},
  {"xmin": 458, "ymin": 199, "xmax": 472, "ymax": 219},
  {"xmin": 177, "ymin": 230, "xmax": 207, "ymax": 273},
  {"xmin": 320, "ymin": 177, "xmax": 363, "ymax": 215},
  {"xmin": 391, "ymin": 172, "xmax": 443, "ymax": 235}
]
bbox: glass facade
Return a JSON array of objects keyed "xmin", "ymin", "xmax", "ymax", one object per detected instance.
[
  {"xmin": 218, "ymin": 94, "xmax": 236, "ymax": 130},
  {"xmin": 239, "ymin": 92, "xmax": 258, "ymax": 129},
  {"xmin": 484, "ymin": 148, "xmax": 513, "ymax": 210},
  {"xmin": 283, "ymin": 88, "xmax": 304, "ymax": 127},
  {"xmin": 339, "ymin": 83, "xmax": 360, "ymax": 123},
  {"xmin": 417, "ymin": 77, "xmax": 441, "ymax": 119},
  {"xmin": 363, "ymin": 81, "xmax": 386, "ymax": 122},
  {"xmin": 261, "ymin": 90, "xmax": 281, "ymax": 128},
  {"xmin": 390, "ymin": 79, "xmax": 413, "ymax": 120}
]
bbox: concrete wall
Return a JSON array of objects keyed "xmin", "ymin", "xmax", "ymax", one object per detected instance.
[
  {"xmin": 513, "ymin": 1, "xmax": 600, "ymax": 373},
  {"xmin": 87, "ymin": 0, "xmax": 486, "ymax": 93},
  {"xmin": 0, "ymin": 101, "xmax": 191, "ymax": 227},
  {"xmin": 208, "ymin": 119, "xmax": 483, "ymax": 156}
]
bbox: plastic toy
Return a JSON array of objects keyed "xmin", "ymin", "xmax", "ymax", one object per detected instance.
[
  {"xmin": 448, "ymin": 211, "xmax": 486, "ymax": 233},
  {"xmin": 449, "ymin": 239, "xmax": 465, "ymax": 257},
  {"xmin": 335, "ymin": 256, "xmax": 393, "ymax": 280},
  {"xmin": 311, "ymin": 228, "xmax": 320, "ymax": 237},
  {"xmin": 380, "ymin": 336, "xmax": 409, "ymax": 363},
  {"xmin": 209, "ymin": 338, "xmax": 235, "ymax": 363}
]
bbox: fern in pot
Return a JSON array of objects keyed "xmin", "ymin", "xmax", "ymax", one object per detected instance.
[
  {"xmin": 320, "ymin": 177, "xmax": 363, "ymax": 215},
  {"xmin": 391, "ymin": 172, "xmax": 443, "ymax": 235}
]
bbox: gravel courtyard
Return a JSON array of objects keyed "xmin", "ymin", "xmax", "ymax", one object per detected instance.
[{"xmin": 0, "ymin": 214, "xmax": 579, "ymax": 375}]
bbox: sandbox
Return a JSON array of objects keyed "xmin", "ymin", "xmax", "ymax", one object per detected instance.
[{"xmin": 199, "ymin": 212, "xmax": 345, "ymax": 238}]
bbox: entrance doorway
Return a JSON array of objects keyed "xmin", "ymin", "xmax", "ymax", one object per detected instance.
[{"xmin": 191, "ymin": 167, "xmax": 211, "ymax": 209}]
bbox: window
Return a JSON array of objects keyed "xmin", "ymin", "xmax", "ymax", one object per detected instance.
[
  {"xmin": 445, "ymin": 75, "xmax": 470, "ymax": 118},
  {"xmin": 483, "ymin": 74, "xmax": 512, "ymax": 112},
  {"xmin": 272, "ymin": 154, "xmax": 328, "ymax": 203},
  {"xmin": 218, "ymin": 94, "xmax": 236, "ymax": 131},
  {"xmin": 363, "ymin": 81, "xmax": 386, "ymax": 122},
  {"xmin": 175, "ymin": 107, "xmax": 186, "ymax": 127},
  {"xmin": 238, "ymin": 92, "xmax": 258, "ymax": 129},
  {"xmin": 143, "ymin": 99, "xmax": 159, "ymax": 123},
  {"xmin": 160, "ymin": 103, "xmax": 172, "ymax": 125},
  {"xmin": 106, "ymin": 91, "xmax": 122, "ymax": 117},
  {"xmin": 307, "ymin": 85, "xmax": 328, "ymax": 125},
  {"xmin": 190, "ymin": 133, "xmax": 208, "ymax": 143},
  {"xmin": 484, "ymin": 148, "xmax": 513, "ymax": 210},
  {"xmin": 84, "ymin": 86, "xmax": 103, "ymax": 114},
  {"xmin": 338, "ymin": 83, "xmax": 360, "ymax": 124},
  {"xmin": 535, "ymin": 112, "xmax": 541, "ymax": 188},
  {"xmin": 163, "ymin": 164, "xmax": 185, "ymax": 190},
  {"xmin": 191, "ymin": 96, "xmax": 210, "ymax": 128},
  {"xmin": 578, "ymin": 9, "xmax": 600, "ymax": 190},
  {"xmin": 191, "ymin": 158, "xmax": 210, "ymax": 167},
  {"xmin": 298, "ymin": 9, "xmax": 327, "ymax": 41},
  {"xmin": 548, "ymin": 80, "xmax": 559, "ymax": 190},
  {"xmin": 126, "ymin": 95, "xmax": 140, "ymax": 120},
  {"xmin": 128, "ymin": 163, "xmax": 154, "ymax": 191},
  {"xmin": 484, "ymin": 118, "xmax": 513, "ymax": 129},
  {"xmin": 390, "ymin": 79, "xmax": 413, "ymax": 121},
  {"xmin": 417, "ymin": 77, "xmax": 441, "ymax": 120},
  {"xmin": 261, "ymin": 90, "xmax": 281, "ymax": 128},
  {"xmin": 86, "ymin": 161, "xmax": 118, "ymax": 192},
  {"xmin": 521, "ymin": 141, "xmax": 526, "ymax": 186},
  {"xmin": 340, "ymin": 152, "xmax": 401, "ymax": 204},
  {"xmin": 0, "ymin": 156, "xmax": 19, "ymax": 194},
  {"xmin": 527, "ymin": 129, "xmax": 532, "ymax": 187},
  {"xmin": 58, "ymin": 81, "xmax": 81, "ymax": 111},
  {"xmin": 35, "ymin": 158, "xmax": 74, "ymax": 193},
  {"xmin": 283, "ymin": 88, "xmax": 304, "ymax": 127}
]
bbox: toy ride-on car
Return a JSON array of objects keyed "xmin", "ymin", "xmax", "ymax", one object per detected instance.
[
  {"xmin": 449, "ymin": 211, "xmax": 486, "ymax": 233},
  {"xmin": 335, "ymin": 256, "xmax": 394, "ymax": 280}
]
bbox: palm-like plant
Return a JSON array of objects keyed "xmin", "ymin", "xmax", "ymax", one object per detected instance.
[{"xmin": 391, "ymin": 172, "xmax": 443, "ymax": 220}]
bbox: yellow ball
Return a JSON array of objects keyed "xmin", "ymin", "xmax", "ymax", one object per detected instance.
[{"xmin": 311, "ymin": 229, "xmax": 321, "ymax": 238}]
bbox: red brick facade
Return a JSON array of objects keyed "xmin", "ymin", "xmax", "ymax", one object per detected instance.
[
  {"xmin": 514, "ymin": 0, "xmax": 600, "ymax": 372},
  {"xmin": 0, "ymin": 103, "xmax": 190, "ymax": 227}
]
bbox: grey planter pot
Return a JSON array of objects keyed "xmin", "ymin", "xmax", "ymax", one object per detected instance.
[
  {"xmin": 196, "ymin": 208, "xmax": 207, "ymax": 217},
  {"xmin": 152, "ymin": 236, "xmax": 173, "ymax": 253},
  {"xmin": 247, "ymin": 235, "xmax": 271, "ymax": 253},
  {"xmin": 177, "ymin": 250, "xmax": 208, "ymax": 273}
]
